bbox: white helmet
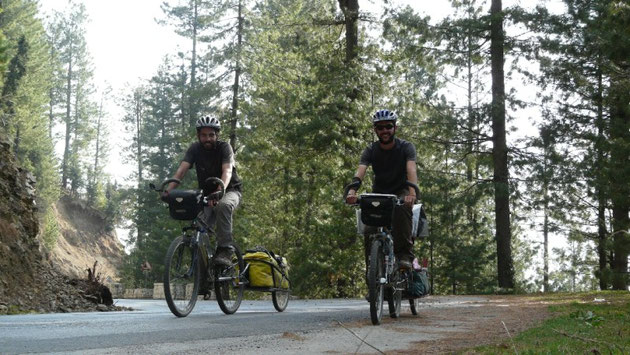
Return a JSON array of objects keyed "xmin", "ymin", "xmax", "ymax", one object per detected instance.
[
  {"xmin": 372, "ymin": 109, "xmax": 397, "ymax": 124},
  {"xmin": 196, "ymin": 116, "xmax": 221, "ymax": 131}
]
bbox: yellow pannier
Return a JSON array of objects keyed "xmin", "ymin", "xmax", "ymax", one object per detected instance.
[{"xmin": 244, "ymin": 251, "xmax": 289, "ymax": 289}]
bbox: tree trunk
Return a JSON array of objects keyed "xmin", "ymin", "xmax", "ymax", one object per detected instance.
[
  {"xmin": 338, "ymin": 0, "xmax": 359, "ymax": 63},
  {"xmin": 229, "ymin": 0, "xmax": 243, "ymax": 150},
  {"xmin": 595, "ymin": 66, "xmax": 609, "ymax": 290},
  {"xmin": 134, "ymin": 89, "xmax": 144, "ymax": 246},
  {"xmin": 61, "ymin": 43, "xmax": 73, "ymax": 190},
  {"xmin": 490, "ymin": 0, "xmax": 514, "ymax": 289},
  {"xmin": 189, "ymin": 0, "xmax": 198, "ymax": 127},
  {"xmin": 609, "ymin": 83, "xmax": 630, "ymax": 290}
]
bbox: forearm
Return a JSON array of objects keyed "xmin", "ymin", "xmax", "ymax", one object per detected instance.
[
  {"xmin": 167, "ymin": 162, "xmax": 190, "ymax": 191},
  {"xmin": 406, "ymin": 161, "xmax": 418, "ymax": 196},
  {"xmin": 221, "ymin": 163, "xmax": 232, "ymax": 189},
  {"xmin": 349, "ymin": 165, "xmax": 368, "ymax": 195}
]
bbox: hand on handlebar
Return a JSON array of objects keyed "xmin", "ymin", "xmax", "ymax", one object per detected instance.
[
  {"xmin": 207, "ymin": 189, "xmax": 222, "ymax": 206},
  {"xmin": 345, "ymin": 190, "xmax": 358, "ymax": 205},
  {"xmin": 403, "ymin": 194, "xmax": 416, "ymax": 208}
]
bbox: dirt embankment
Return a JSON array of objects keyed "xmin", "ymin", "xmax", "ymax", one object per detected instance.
[
  {"xmin": 0, "ymin": 134, "xmax": 123, "ymax": 314},
  {"xmin": 50, "ymin": 195, "xmax": 123, "ymax": 282}
]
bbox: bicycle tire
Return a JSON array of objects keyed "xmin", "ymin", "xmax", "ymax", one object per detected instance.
[
  {"xmin": 163, "ymin": 235, "xmax": 200, "ymax": 317},
  {"xmin": 272, "ymin": 290, "xmax": 290, "ymax": 312},
  {"xmin": 214, "ymin": 244, "xmax": 245, "ymax": 314},
  {"xmin": 368, "ymin": 241, "xmax": 385, "ymax": 325},
  {"xmin": 387, "ymin": 272, "xmax": 401, "ymax": 318},
  {"xmin": 409, "ymin": 298, "xmax": 419, "ymax": 315}
]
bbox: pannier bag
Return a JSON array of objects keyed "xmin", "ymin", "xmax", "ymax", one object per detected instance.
[
  {"xmin": 168, "ymin": 190, "xmax": 203, "ymax": 220},
  {"xmin": 359, "ymin": 193, "xmax": 397, "ymax": 227},
  {"xmin": 243, "ymin": 247, "xmax": 289, "ymax": 289},
  {"xmin": 408, "ymin": 269, "xmax": 430, "ymax": 297},
  {"xmin": 411, "ymin": 204, "xmax": 429, "ymax": 239}
]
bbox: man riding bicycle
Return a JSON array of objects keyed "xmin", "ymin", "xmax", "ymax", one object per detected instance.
[
  {"xmin": 346, "ymin": 109, "xmax": 418, "ymax": 269},
  {"xmin": 162, "ymin": 115, "xmax": 243, "ymax": 267}
]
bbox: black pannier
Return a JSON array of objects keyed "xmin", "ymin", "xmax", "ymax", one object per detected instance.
[
  {"xmin": 168, "ymin": 190, "xmax": 203, "ymax": 220},
  {"xmin": 359, "ymin": 193, "xmax": 397, "ymax": 227}
]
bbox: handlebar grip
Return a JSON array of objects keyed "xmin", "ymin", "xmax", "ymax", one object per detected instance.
[
  {"xmin": 159, "ymin": 178, "xmax": 181, "ymax": 191},
  {"xmin": 405, "ymin": 181, "xmax": 420, "ymax": 198},
  {"xmin": 343, "ymin": 181, "xmax": 361, "ymax": 200}
]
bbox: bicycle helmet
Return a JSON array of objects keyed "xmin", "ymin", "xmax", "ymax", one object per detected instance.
[
  {"xmin": 196, "ymin": 115, "xmax": 221, "ymax": 131},
  {"xmin": 372, "ymin": 109, "xmax": 397, "ymax": 124}
]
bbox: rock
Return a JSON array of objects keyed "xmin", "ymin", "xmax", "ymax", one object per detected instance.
[{"xmin": 0, "ymin": 304, "xmax": 8, "ymax": 314}]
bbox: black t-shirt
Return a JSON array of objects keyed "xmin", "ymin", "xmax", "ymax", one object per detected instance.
[
  {"xmin": 183, "ymin": 141, "xmax": 243, "ymax": 192},
  {"xmin": 360, "ymin": 138, "xmax": 416, "ymax": 194}
]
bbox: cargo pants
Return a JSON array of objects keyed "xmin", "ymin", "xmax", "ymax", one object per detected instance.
[{"xmin": 203, "ymin": 190, "xmax": 241, "ymax": 248}]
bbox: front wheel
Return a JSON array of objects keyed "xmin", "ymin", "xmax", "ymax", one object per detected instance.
[
  {"xmin": 164, "ymin": 235, "xmax": 200, "ymax": 317},
  {"xmin": 214, "ymin": 244, "xmax": 245, "ymax": 314},
  {"xmin": 272, "ymin": 290, "xmax": 289, "ymax": 312},
  {"xmin": 368, "ymin": 241, "xmax": 385, "ymax": 325}
]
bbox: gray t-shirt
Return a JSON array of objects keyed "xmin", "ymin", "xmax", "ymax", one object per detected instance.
[{"xmin": 360, "ymin": 138, "xmax": 416, "ymax": 194}]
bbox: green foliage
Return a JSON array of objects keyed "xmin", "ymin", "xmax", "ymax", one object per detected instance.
[
  {"xmin": 41, "ymin": 206, "xmax": 60, "ymax": 250},
  {"xmin": 0, "ymin": 0, "xmax": 61, "ymax": 227}
]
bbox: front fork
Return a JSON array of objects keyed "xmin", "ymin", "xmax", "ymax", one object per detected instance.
[{"xmin": 372, "ymin": 230, "xmax": 396, "ymax": 286}]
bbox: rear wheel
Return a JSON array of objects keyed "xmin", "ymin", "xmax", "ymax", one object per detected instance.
[
  {"xmin": 214, "ymin": 244, "xmax": 245, "ymax": 314},
  {"xmin": 164, "ymin": 236, "xmax": 200, "ymax": 317},
  {"xmin": 409, "ymin": 298, "xmax": 419, "ymax": 315},
  {"xmin": 368, "ymin": 241, "xmax": 385, "ymax": 325},
  {"xmin": 272, "ymin": 290, "xmax": 289, "ymax": 312},
  {"xmin": 387, "ymin": 274, "xmax": 402, "ymax": 318}
]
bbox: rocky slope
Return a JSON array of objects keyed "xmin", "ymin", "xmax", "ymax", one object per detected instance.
[{"xmin": 0, "ymin": 134, "xmax": 122, "ymax": 314}]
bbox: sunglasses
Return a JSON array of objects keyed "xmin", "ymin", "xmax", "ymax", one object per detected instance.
[{"xmin": 375, "ymin": 124, "xmax": 394, "ymax": 131}]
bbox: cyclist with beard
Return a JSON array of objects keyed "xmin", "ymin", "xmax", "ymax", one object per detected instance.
[
  {"xmin": 162, "ymin": 116, "xmax": 243, "ymax": 266},
  {"xmin": 346, "ymin": 109, "xmax": 418, "ymax": 269}
]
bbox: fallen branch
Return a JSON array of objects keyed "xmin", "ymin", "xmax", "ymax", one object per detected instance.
[
  {"xmin": 502, "ymin": 321, "xmax": 518, "ymax": 355},
  {"xmin": 335, "ymin": 320, "xmax": 384, "ymax": 355}
]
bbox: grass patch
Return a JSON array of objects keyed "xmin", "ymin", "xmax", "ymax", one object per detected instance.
[{"xmin": 470, "ymin": 291, "xmax": 630, "ymax": 354}]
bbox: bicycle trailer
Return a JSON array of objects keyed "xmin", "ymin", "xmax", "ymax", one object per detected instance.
[{"xmin": 243, "ymin": 248, "xmax": 290, "ymax": 289}]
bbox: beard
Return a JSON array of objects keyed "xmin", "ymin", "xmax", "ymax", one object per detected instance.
[
  {"xmin": 201, "ymin": 141, "xmax": 215, "ymax": 150},
  {"xmin": 378, "ymin": 134, "xmax": 395, "ymax": 144}
]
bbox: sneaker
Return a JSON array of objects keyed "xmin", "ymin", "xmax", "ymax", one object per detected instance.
[{"xmin": 213, "ymin": 248, "xmax": 232, "ymax": 267}]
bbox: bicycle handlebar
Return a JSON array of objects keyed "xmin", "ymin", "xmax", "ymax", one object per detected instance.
[
  {"xmin": 149, "ymin": 177, "xmax": 226, "ymax": 202},
  {"xmin": 343, "ymin": 180, "xmax": 421, "ymax": 204},
  {"xmin": 203, "ymin": 177, "xmax": 225, "ymax": 201}
]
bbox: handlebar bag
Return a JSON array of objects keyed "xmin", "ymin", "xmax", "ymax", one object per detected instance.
[
  {"xmin": 243, "ymin": 251, "xmax": 290, "ymax": 289},
  {"xmin": 359, "ymin": 194, "xmax": 397, "ymax": 227},
  {"xmin": 168, "ymin": 190, "xmax": 203, "ymax": 220}
]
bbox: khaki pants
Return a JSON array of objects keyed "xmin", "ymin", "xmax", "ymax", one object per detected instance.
[{"xmin": 203, "ymin": 190, "xmax": 241, "ymax": 248}]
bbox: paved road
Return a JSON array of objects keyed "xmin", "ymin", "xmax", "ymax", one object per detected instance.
[{"xmin": 0, "ymin": 296, "xmax": 487, "ymax": 354}]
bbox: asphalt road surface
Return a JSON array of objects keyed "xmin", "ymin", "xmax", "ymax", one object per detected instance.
[{"xmin": 0, "ymin": 296, "xmax": 487, "ymax": 354}]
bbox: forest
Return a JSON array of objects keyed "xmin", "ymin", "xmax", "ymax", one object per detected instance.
[{"xmin": 0, "ymin": 0, "xmax": 628, "ymax": 297}]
